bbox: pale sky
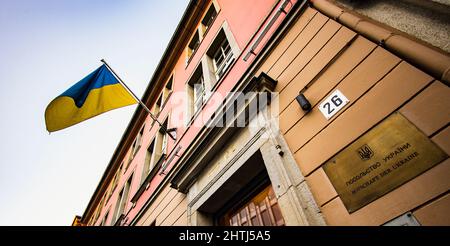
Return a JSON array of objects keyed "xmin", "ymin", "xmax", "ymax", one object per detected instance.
[{"xmin": 0, "ymin": 0, "xmax": 189, "ymax": 225}]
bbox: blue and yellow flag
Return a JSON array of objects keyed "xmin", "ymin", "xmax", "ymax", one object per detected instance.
[{"xmin": 45, "ymin": 64, "xmax": 137, "ymax": 132}]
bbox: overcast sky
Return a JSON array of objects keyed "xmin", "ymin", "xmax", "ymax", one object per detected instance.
[{"xmin": 0, "ymin": 0, "xmax": 188, "ymax": 225}]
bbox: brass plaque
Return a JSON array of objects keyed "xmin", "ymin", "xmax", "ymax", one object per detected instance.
[{"xmin": 323, "ymin": 112, "xmax": 448, "ymax": 213}]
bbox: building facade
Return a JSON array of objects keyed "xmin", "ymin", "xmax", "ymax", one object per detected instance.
[{"xmin": 77, "ymin": 0, "xmax": 450, "ymax": 226}]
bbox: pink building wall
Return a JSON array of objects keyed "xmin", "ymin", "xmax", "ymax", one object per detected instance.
[{"xmin": 94, "ymin": 0, "xmax": 298, "ymax": 226}]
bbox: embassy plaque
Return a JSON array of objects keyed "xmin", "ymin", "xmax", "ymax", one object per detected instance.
[{"xmin": 323, "ymin": 112, "xmax": 448, "ymax": 213}]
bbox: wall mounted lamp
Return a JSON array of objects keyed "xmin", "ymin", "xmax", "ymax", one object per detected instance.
[{"xmin": 296, "ymin": 93, "xmax": 311, "ymax": 112}]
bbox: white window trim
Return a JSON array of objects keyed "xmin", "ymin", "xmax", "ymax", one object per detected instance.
[{"xmin": 213, "ymin": 38, "xmax": 234, "ymax": 80}]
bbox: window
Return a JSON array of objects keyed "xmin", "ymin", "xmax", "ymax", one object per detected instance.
[
  {"xmin": 162, "ymin": 76, "xmax": 173, "ymax": 107},
  {"xmin": 106, "ymin": 181, "xmax": 114, "ymax": 201},
  {"xmin": 136, "ymin": 125, "xmax": 144, "ymax": 151},
  {"xmin": 149, "ymin": 77, "xmax": 172, "ymax": 125},
  {"xmin": 186, "ymin": 2, "xmax": 219, "ymax": 66},
  {"xmin": 206, "ymin": 28, "xmax": 236, "ymax": 82},
  {"xmin": 155, "ymin": 119, "xmax": 169, "ymax": 157},
  {"xmin": 109, "ymin": 172, "xmax": 119, "ymax": 193},
  {"xmin": 201, "ymin": 4, "xmax": 218, "ymax": 33},
  {"xmin": 152, "ymin": 94, "xmax": 163, "ymax": 115},
  {"xmin": 166, "ymin": 76, "xmax": 173, "ymax": 91},
  {"xmin": 193, "ymin": 76, "xmax": 206, "ymax": 113},
  {"xmin": 187, "ymin": 65, "xmax": 205, "ymax": 120},
  {"xmin": 187, "ymin": 31, "xmax": 201, "ymax": 63},
  {"xmin": 141, "ymin": 138, "xmax": 155, "ymax": 184},
  {"xmin": 188, "ymin": 31, "xmax": 200, "ymax": 57},
  {"xmin": 219, "ymin": 185, "xmax": 285, "ymax": 226},
  {"xmin": 112, "ymin": 191, "xmax": 123, "ymax": 225},
  {"xmin": 213, "ymin": 37, "xmax": 233, "ymax": 79},
  {"xmin": 140, "ymin": 119, "xmax": 169, "ymax": 186},
  {"xmin": 94, "ymin": 193, "xmax": 106, "ymax": 224},
  {"xmin": 130, "ymin": 139, "xmax": 138, "ymax": 157},
  {"xmin": 185, "ymin": 23, "xmax": 237, "ymax": 124},
  {"xmin": 112, "ymin": 174, "xmax": 133, "ymax": 225},
  {"xmin": 129, "ymin": 125, "xmax": 145, "ymax": 167},
  {"xmin": 101, "ymin": 210, "xmax": 109, "ymax": 226},
  {"xmin": 110, "ymin": 162, "xmax": 123, "ymax": 195},
  {"xmin": 100, "ymin": 194, "xmax": 106, "ymax": 209}
]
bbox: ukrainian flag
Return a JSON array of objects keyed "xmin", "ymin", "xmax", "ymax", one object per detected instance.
[{"xmin": 45, "ymin": 64, "xmax": 137, "ymax": 132}]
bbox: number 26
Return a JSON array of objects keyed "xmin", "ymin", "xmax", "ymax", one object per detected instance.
[{"xmin": 323, "ymin": 95, "xmax": 343, "ymax": 114}]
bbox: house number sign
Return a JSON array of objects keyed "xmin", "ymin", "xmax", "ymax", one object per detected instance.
[{"xmin": 319, "ymin": 89, "xmax": 349, "ymax": 120}]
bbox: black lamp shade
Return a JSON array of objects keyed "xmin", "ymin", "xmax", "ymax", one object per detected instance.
[{"xmin": 296, "ymin": 93, "xmax": 311, "ymax": 111}]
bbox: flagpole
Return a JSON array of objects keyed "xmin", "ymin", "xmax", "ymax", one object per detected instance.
[{"xmin": 100, "ymin": 59, "xmax": 175, "ymax": 140}]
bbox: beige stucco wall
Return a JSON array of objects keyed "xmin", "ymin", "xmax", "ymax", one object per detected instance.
[{"xmin": 135, "ymin": 184, "xmax": 187, "ymax": 226}]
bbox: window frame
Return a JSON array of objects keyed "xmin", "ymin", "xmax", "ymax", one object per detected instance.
[
  {"xmin": 193, "ymin": 76, "xmax": 206, "ymax": 113},
  {"xmin": 186, "ymin": 64, "xmax": 206, "ymax": 124},
  {"xmin": 112, "ymin": 173, "xmax": 133, "ymax": 225},
  {"xmin": 185, "ymin": 1, "xmax": 220, "ymax": 67},
  {"xmin": 100, "ymin": 208, "xmax": 110, "ymax": 226},
  {"xmin": 128, "ymin": 124, "xmax": 145, "ymax": 168},
  {"xmin": 201, "ymin": 3, "xmax": 219, "ymax": 33},
  {"xmin": 141, "ymin": 136, "xmax": 156, "ymax": 185},
  {"xmin": 111, "ymin": 162, "xmax": 123, "ymax": 194},
  {"xmin": 212, "ymin": 37, "xmax": 234, "ymax": 80},
  {"xmin": 152, "ymin": 93, "xmax": 163, "ymax": 116}
]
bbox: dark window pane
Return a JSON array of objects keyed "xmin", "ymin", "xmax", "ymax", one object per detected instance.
[
  {"xmin": 231, "ymin": 215, "xmax": 238, "ymax": 226},
  {"xmin": 261, "ymin": 209, "xmax": 272, "ymax": 226},
  {"xmin": 251, "ymin": 216, "xmax": 260, "ymax": 226},
  {"xmin": 271, "ymin": 203, "xmax": 285, "ymax": 225},
  {"xmin": 240, "ymin": 208, "xmax": 247, "ymax": 222}
]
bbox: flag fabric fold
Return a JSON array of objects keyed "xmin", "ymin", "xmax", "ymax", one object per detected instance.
[{"xmin": 45, "ymin": 64, "xmax": 137, "ymax": 132}]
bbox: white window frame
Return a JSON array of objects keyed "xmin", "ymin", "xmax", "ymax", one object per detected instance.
[
  {"xmin": 212, "ymin": 38, "xmax": 234, "ymax": 80},
  {"xmin": 112, "ymin": 174, "xmax": 133, "ymax": 225},
  {"xmin": 193, "ymin": 76, "xmax": 206, "ymax": 113},
  {"xmin": 142, "ymin": 137, "xmax": 155, "ymax": 184}
]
